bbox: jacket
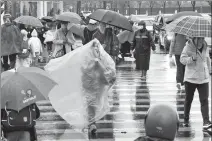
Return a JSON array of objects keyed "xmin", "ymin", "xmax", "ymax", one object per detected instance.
[
  {"xmin": 28, "ymin": 31, "xmax": 43, "ymax": 58},
  {"xmin": 180, "ymin": 39, "xmax": 211, "ymax": 84},
  {"xmin": 169, "ymin": 34, "xmax": 187, "ymax": 56},
  {"xmin": 131, "ymin": 29, "xmax": 156, "ymax": 54}
]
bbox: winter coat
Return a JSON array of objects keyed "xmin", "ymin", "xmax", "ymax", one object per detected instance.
[
  {"xmin": 180, "ymin": 39, "xmax": 211, "ymax": 84},
  {"xmin": 169, "ymin": 34, "xmax": 187, "ymax": 56},
  {"xmin": 1, "ymin": 23, "xmax": 22, "ymax": 56},
  {"xmin": 132, "ymin": 29, "xmax": 156, "ymax": 54}
]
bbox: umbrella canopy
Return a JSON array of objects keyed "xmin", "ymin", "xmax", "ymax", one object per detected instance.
[
  {"xmin": 41, "ymin": 16, "xmax": 55, "ymax": 22},
  {"xmin": 166, "ymin": 11, "xmax": 202, "ymax": 24},
  {"xmin": 1, "ymin": 67, "xmax": 57, "ymax": 111},
  {"xmin": 68, "ymin": 23, "xmax": 85, "ymax": 38},
  {"xmin": 14, "ymin": 16, "xmax": 43, "ymax": 27},
  {"xmin": 166, "ymin": 16, "xmax": 211, "ymax": 37},
  {"xmin": 56, "ymin": 12, "xmax": 81, "ymax": 24},
  {"xmin": 89, "ymin": 9, "xmax": 132, "ymax": 31}
]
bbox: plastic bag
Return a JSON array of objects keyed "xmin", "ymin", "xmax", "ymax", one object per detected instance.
[
  {"xmin": 44, "ymin": 39, "xmax": 116, "ymax": 130},
  {"xmin": 169, "ymin": 56, "xmax": 176, "ymax": 68}
]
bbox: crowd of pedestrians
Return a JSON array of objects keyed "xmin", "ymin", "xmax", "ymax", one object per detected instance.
[{"xmin": 1, "ymin": 10, "xmax": 212, "ymax": 141}]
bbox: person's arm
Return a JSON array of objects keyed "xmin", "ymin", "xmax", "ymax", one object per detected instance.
[
  {"xmin": 180, "ymin": 43, "xmax": 196, "ymax": 65},
  {"xmin": 206, "ymin": 48, "xmax": 211, "ymax": 74},
  {"xmin": 53, "ymin": 31, "xmax": 64, "ymax": 45},
  {"xmin": 147, "ymin": 31, "xmax": 156, "ymax": 51},
  {"xmin": 67, "ymin": 31, "xmax": 76, "ymax": 46},
  {"xmin": 131, "ymin": 32, "xmax": 136, "ymax": 51},
  {"xmin": 169, "ymin": 34, "xmax": 176, "ymax": 57}
]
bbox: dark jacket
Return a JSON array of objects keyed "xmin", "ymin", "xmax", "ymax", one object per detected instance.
[
  {"xmin": 132, "ymin": 28, "xmax": 155, "ymax": 54},
  {"xmin": 92, "ymin": 28, "xmax": 106, "ymax": 45},
  {"xmin": 1, "ymin": 23, "xmax": 23, "ymax": 56},
  {"xmin": 83, "ymin": 27, "xmax": 97, "ymax": 44}
]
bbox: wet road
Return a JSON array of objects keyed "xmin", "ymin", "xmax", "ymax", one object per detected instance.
[{"xmin": 36, "ymin": 51, "xmax": 212, "ymax": 141}]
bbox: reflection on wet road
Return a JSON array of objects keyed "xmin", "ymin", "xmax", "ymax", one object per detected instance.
[{"xmin": 36, "ymin": 53, "xmax": 211, "ymax": 141}]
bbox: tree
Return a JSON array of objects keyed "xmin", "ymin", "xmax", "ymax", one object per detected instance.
[
  {"xmin": 207, "ymin": 1, "xmax": 212, "ymax": 9},
  {"xmin": 161, "ymin": 1, "xmax": 166, "ymax": 14},
  {"xmin": 149, "ymin": 1, "xmax": 156, "ymax": 15},
  {"xmin": 177, "ymin": 1, "xmax": 182, "ymax": 12},
  {"xmin": 191, "ymin": 1, "xmax": 196, "ymax": 11},
  {"xmin": 137, "ymin": 0, "xmax": 143, "ymax": 14}
]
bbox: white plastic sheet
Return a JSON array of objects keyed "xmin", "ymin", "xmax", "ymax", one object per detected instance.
[{"xmin": 44, "ymin": 39, "xmax": 116, "ymax": 130}]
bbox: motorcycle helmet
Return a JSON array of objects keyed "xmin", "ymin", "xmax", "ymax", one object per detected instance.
[{"xmin": 144, "ymin": 104, "xmax": 179, "ymax": 141}]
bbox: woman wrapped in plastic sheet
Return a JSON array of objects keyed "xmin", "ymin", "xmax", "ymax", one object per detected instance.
[{"xmin": 44, "ymin": 39, "xmax": 116, "ymax": 136}]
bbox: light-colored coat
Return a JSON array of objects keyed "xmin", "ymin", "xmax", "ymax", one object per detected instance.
[{"xmin": 180, "ymin": 39, "xmax": 211, "ymax": 84}]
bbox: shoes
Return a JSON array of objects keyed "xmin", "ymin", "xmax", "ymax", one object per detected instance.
[
  {"xmin": 181, "ymin": 85, "xmax": 185, "ymax": 91},
  {"xmin": 183, "ymin": 117, "xmax": 190, "ymax": 127},
  {"xmin": 203, "ymin": 121, "xmax": 212, "ymax": 130},
  {"xmin": 176, "ymin": 83, "xmax": 181, "ymax": 90}
]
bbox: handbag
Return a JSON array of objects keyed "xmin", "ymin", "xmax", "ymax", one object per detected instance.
[{"xmin": 18, "ymin": 49, "xmax": 31, "ymax": 59}]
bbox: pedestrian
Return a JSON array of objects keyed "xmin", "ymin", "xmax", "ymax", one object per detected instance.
[
  {"xmin": 134, "ymin": 104, "xmax": 179, "ymax": 141},
  {"xmin": 28, "ymin": 29, "xmax": 43, "ymax": 67},
  {"xmin": 104, "ymin": 26, "xmax": 120, "ymax": 62},
  {"xmin": 52, "ymin": 21, "xmax": 74, "ymax": 58},
  {"xmin": 180, "ymin": 37, "xmax": 212, "ymax": 129},
  {"xmin": 131, "ymin": 20, "xmax": 156, "ymax": 79},
  {"xmin": 72, "ymin": 33, "xmax": 83, "ymax": 50},
  {"xmin": 16, "ymin": 29, "xmax": 32, "ymax": 68},
  {"xmin": 92, "ymin": 22, "xmax": 106, "ymax": 47},
  {"xmin": 169, "ymin": 33, "xmax": 187, "ymax": 90},
  {"xmin": 1, "ymin": 14, "xmax": 22, "ymax": 71},
  {"xmin": 1, "ymin": 103, "xmax": 40, "ymax": 141},
  {"xmin": 83, "ymin": 19, "xmax": 98, "ymax": 45}
]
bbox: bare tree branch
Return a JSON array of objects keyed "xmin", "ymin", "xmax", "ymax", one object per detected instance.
[
  {"xmin": 177, "ymin": 1, "xmax": 182, "ymax": 12},
  {"xmin": 191, "ymin": 1, "xmax": 196, "ymax": 11}
]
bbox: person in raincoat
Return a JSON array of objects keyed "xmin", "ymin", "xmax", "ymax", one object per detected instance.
[
  {"xmin": 1, "ymin": 14, "xmax": 22, "ymax": 71},
  {"xmin": 92, "ymin": 22, "xmax": 106, "ymax": 47},
  {"xmin": 15, "ymin": 29, "xmax": 32, "ymax": 68},
  {"xmin": 169, "ymin": 33, "xmax": 187, "ymax": 90},
  {"xmin": 52, "ymin": 21, "xmax": 75, "ymax": 57},
  {"xmin": 28, "ymin": 29, "xmax": 43, "ymax": 67},
  {"xmin": 83, "ymin": 19, "xmax": 98, "ymax": 45},
  {"xmin": 180, "ymin": 37, "xmax": 212, "ymax": 129},
  {"xmin": 131, "ymin": 20, "xmax": 156, "ymax": 79},
  {"xmin": 134, "ymin": 104, "xmax": 179, "ymax": 141}
]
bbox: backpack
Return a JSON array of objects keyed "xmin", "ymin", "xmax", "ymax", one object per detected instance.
[{"xmin": 1, "ymin": 104, "xmax": 37, "ymax": 132}]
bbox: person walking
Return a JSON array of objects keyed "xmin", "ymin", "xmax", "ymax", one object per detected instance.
[
  {"xmin": 169, "ymin": 33, "xmax": 187, "ymax": 90},
  {"xmin": 83, "ymin": 19, "xmax": 98, "ymax": 45},
  {"xmin": 92, "ymin": 22, "xmax": 106, "ymax": 47},
  {"xmin": 180, "ymin": 37, "xmax": 212, "ymax": 129},
  {"xmin": 52, "ymin": 21, "xmax": 75, "ymax": 57},
  {"xmin": 28, "ymin": 29, "xmax": 43, "ymax": 67},
  {"xmin": 131, "ymin": 20, "xmax": 156, "ymax": 79},
  {"xmin": 1, "ymin": 14, "xmax": 22, "ymax": 71}
]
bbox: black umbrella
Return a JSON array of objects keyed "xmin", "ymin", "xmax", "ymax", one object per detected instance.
[
  {"xmin": 166, "ymin": 11, "xmax": 202, "ymax": 24},
  {"xmin": 89, "ymin": 9, "xmax": 132, "ymax": 31},
  {"xmin": 41, "ymin": 16, "xmax": 55, "ymax": 22}
]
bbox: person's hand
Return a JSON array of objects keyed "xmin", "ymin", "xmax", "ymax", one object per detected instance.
[
  {"xmin": 22, "ymin": 49, "xmax": 27, "ymax": 53},
  {"xmin": 192, "ymin": 56, "xmax": 197, "ymax": 61}
]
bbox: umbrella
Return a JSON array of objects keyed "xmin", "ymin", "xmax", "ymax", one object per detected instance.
[
  {"xmin": 89, "ymin": 9, "xmax": 132, "ymax": 31},
  {"xmin": 68, "ymin": 23, "xmax": 85, "ymax": 38},
  {"xmin": 41, "ymin": 16, "xmax": 55, "ymax": 22},
  {"xmin": 166, "ymin": 11, "xmax": 202, "ymax": 24},
  {"xmin": 166, "ymin": 16, "xmax": 211, "ymax": 37},
  {"xmin": 56, "ymin": 12, "xmax": 81, "ymax": 24},
  {"xmin": 1, "ymin": 67, "xmax": 57, "ymax": 111},
  {"xmin": 14, "ymin": 16, "xmax": 43, "ymax": 27}
]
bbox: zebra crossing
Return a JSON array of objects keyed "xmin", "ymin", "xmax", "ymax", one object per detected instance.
[{"xmin": 36, "ymin": 54, "xmax": 211, "ymax": 141}]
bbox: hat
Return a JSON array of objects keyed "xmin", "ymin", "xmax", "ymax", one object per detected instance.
[
  {"xmin": 89, "ymin": 19, "xmax": 97, "ymax": 24},
  {"xmin": 31, "ymin": 29, "xmax": 38, "ymax": 37}
]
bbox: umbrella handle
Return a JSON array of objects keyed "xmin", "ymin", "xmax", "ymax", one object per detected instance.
[{"xmin": 4, "ymin": 101, "xmax": 9, "ymax": 116}]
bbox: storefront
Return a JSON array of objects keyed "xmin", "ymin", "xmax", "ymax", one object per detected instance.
[{"xmin": 20, "ymin": 1, "xmax": 63, "ymax": 18}]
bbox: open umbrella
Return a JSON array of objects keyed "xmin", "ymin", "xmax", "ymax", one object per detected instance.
[
  {"xmin": 41, "ymin": 16, "xmax": 55, "ymax": 22},
  {"xmin": 14, "ymin": 16, "xmax": 43, "ymax": 27},
  {"xmin": 1, "ymin": 67, "xmax": 57, "ymax": 111},
  {"xmin": 166, "ymin": 11, "xmax": 202, "ymax": 24},
  {"xmin": 89, "ymin": 9, "xmax": 132, "ymax": 31},
  {"xmin": 166, "ymin": 16, "xmax": 211, "ymax": 37},
  {"xmin": 68, "ymin": 23, "xmax": 85, "ymax": 38},
  {"xmin": 56, "ymin": 12, "xmax": 81, "ymax": 24}
]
